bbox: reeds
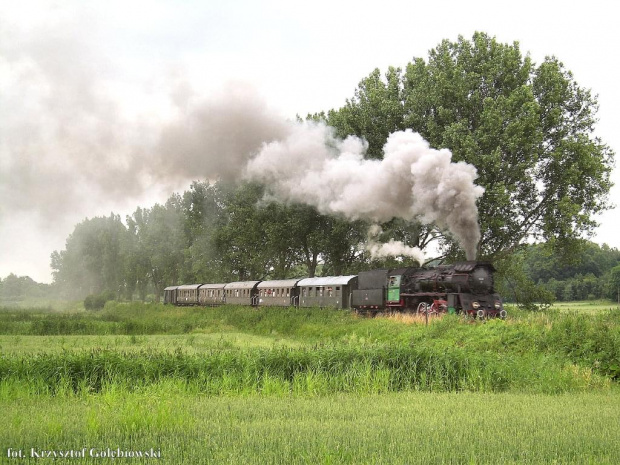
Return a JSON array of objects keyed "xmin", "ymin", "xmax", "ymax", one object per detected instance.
[{"xmin": 0, "ymin": 343, "xmax": 608, "ymax": 398}]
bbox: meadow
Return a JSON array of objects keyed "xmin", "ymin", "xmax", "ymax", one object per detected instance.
[{"xmin": 1, "ymin": 301, "xmax": 619, "ymax": 463}]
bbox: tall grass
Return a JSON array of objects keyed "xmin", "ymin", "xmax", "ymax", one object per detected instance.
[
  {"xmin": 1, "ymin": 302, "xmax": 619, "ymax": 381},
  {"xmin": 0, "ymin": 343, "xmax": 609, "ymax": 398}
]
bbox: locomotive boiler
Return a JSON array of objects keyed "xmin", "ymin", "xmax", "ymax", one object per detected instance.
[{"xmin": 351, "ymin": 261, "xmax": 505, "ymax": 318}]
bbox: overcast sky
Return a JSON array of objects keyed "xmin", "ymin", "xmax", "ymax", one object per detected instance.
[{"xmin": 1, "ymin": 0, "xmax": 618, "ymax": 283}]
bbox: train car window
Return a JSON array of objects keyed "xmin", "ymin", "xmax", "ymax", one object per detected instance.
[
  {"xmin": 286, "ymin": 288, "xmax": 290, "ymax": 297},
  {"xmin": 327, "ymin": 287, "xmax": 333, "ymax": 297},
  {"xmin": 302, "ymin": 288, "xmax": 306, "ymax": 297}
]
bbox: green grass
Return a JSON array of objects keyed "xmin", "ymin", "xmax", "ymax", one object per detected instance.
[
  {"xmin": 1, "ymin": 343, "xmax": 609, "ymax": 397},
  {"xmin": 1, "ymin": 300, "xmax": 619, "ymax": 463},
  {"xmin": 551, "ymin": 299, "xmax": 620, "ymax": 313},
  {"xmin": 2, "ymin": 390, "xmax": 619, "ymax": 464},
  {"xmin": 1, "ymin": 301, "xmax": 619, "ymax": 382},
  {"xmin": 0, "ymin": 333, "xmax": 302, "ymax": 354}
]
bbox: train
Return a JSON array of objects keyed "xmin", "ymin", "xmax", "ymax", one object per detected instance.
[{"xmin": 164, "ymin": 261, "xmax": 506, "ymax": 318}]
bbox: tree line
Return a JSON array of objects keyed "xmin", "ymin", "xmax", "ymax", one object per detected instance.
[
  {"xmin": 50, "ymin": 182, "xmax": 392, "ymax": 300},
  {"xmin": 521, "ymin": 242, "xmax": 620, "ymax": 302},
  {"xmin": 0, "ymin": 274, "xmax": 50, "ymax": 303}
]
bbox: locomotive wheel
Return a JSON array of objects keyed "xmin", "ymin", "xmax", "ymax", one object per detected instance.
[{"xmin": 416, "ymin": 302, "xmax": 429, "ymax": 315}]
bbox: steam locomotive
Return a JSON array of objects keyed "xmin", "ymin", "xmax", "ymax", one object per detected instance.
[
  {"xmin": 352, "ymin": 261, "xmax": 505, "ymax": 318},
  {"xmin": 164, "ymin": 261, "xmax": 505, "ymax": 318}
]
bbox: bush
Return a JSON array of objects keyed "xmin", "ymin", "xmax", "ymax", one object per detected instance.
[{"xmin": 84, "ymin": 291, "xmax": 115, "ymax": 311}]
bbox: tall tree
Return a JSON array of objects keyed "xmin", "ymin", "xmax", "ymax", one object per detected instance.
[
  {"xmin": 126, "ymin": 197, "xmax": 185, "ymax": 301},
  {"xmin": 327, "ymin": 32, "xmax": 614, "ymax": 262},
  {"xmin": 51, "ymin": 214, "xmax": 129, "ymax": 298},
  {"xmin": 328, "ymin": 67, "xmax": 405, "ymax": 159},
  {"xmin": 404, "ymin": 32, "xmax": 613, "ymax": 259},
  {"xmin": 214, "ymin": 183, "xmax": 273, "ymax": 281},
  {"xmin": 180, "ymin": 181, "xmax": 227, "ymax": 283}
]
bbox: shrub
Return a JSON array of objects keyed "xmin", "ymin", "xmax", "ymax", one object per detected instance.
[{"xmin": 84, "ymin": 292, "xmax": 114, "ymax": 311}]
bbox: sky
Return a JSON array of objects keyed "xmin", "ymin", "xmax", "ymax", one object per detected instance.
[{"xmin": 1, "ymin": 0, "xmax": 618, "ymax": 283}]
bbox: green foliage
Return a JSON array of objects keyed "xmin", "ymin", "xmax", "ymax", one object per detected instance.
[
  {"xmin": 327, "ymin": 67, "xmax": 406, "ymax": 159},
  {"xmin": 495, "ymin": 253, "xmax": 555, "ymax": 309},
  {"xmin": 1, "ymin": 302, "xmax": 619, "ymax": 385},
  {"xmin": 610, "ymin": 266, "xmax": 620, "ymax": 302},
  {"xmin": 84, "ymin": 291, "xmax": 116, "ymax": 311},
  {"xmin": 50, "ymin": 179, "xmax": 373, "ymax": 296},
  {"xmin": 0, "ymin": 273, "xmax": 51, "ymax": 302},
  {"xmin": 0, "ymin": 342, "xmax": 604, "ymax": 396},
  {"xmin": 520, "ymin": 241, "xmax": 620, "ymax": 301},
  {"xmin": 51, "ymin": 214, "xmax": 129, "ymax": 299},
  {"xmin": 327, "ymin": 32, "xmax": 613, "ymax": 263}
]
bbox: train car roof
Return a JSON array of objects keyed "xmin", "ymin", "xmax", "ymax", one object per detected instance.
[
  {"xmin": 257, "ymin": 279, "xmax": 301, "ymax": 288},
  {"xmin": 164, "ymin": 286, "xmax": 179, "ymax": 291},
  {"xmin": 199, "ymin": 283, "xmax": 227, "ymax": 289},
  {"xmin": 177, "ymin": 284, "xmax": 202, "ymax": 290},
  {"xmin": 224, "ymin": 281, "xmax": 261, "ymax": 289},
  {"xmin": 297, "ymin": 275, "xmax": 358, "ymax": 286}
]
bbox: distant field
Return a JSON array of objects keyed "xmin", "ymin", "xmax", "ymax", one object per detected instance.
[
  {"xmin": 1, "ymin": 300, "xmax": 618, "ymax": 463},
  {"xmin": 551, "ymin": 300, "xmax": 620, "ymax": 313}
]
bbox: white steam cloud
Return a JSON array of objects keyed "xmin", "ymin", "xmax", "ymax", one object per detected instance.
[
  {"xmin": 244, "ymin": 122, "xmax": 484, "ymax": 260},
  {"xmin": 366, "ymin": 225, "xmax": 425, "ymax": 264}
]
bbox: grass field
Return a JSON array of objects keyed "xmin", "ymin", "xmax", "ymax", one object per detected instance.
[
  {"xmin": 551, "ymin": 300, "xmax": 620, "ymax": 314},
  {"xmin": 3, "ymin": 390, "xmax": 619, "ymax": 464},
  {"xmin": 1, "ymin": 300, "xmax": 619, "ymax": 463},
  {"xmin": 0, "ymin": 332, "xmax": 302, "ymax": 354}
]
